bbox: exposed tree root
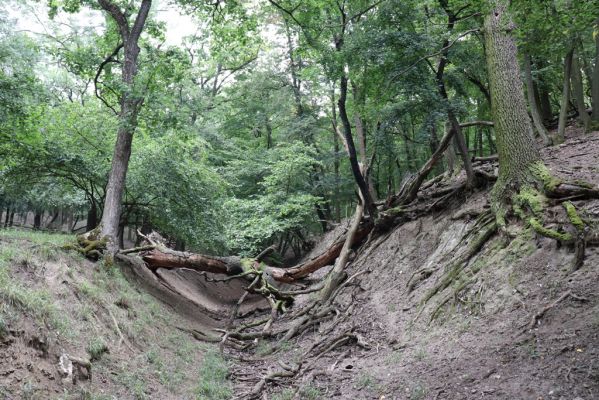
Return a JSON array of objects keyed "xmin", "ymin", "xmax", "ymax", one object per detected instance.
[
  {"xmin": 527, "ymin": 290, "xmax": 588, "ymax": 331},
  {"xmin": 420, "ymin": 211, "xmax": 497, "ymax": 307},
  {"xmin": 63, "ymin": 225, "xmax": 108, "ymax": 260}
]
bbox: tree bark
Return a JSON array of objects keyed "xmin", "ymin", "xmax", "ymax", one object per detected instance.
[
  {"xmin": 86, "ymin": 201, "xmax": 98, "ymax": 232},
  {"xmin": 3, "ymin": 207, "xmax": 9, "ymax": 228},
  {"xmin": 591, "ymin": 18, "xmax": 599, "ymax": 124},
  {"xmin": 337, "ymin": 75, "xmax": 376, "ymax": 217},
  {"xmin": 98, "ymin": 0, "xmax": 152, "ymax": 252},
  {"xmin": 140, "ymin": 222, "xmax": 372, "ymax": 284},
  {"xmin": 331, "ymin": 90, "xmax": 341, "ymax": 222},
  {"xmin": 484, "ymin": 0, "xmax": 542, "ymax": 202},
  {"xmin": 33, "ymin": 212, "xmax": 42, "ymax": 230},
  {"xmin": 387, "ymin": 121, "xmax": 457, "ymax": 207},
  {"xmin": 320, "ymin": 204, "xmax": 363, "ymax": 301},
  {"xmin": 523, "ymin": 53, "xmax": 552, "ymax": 145},
  {"xmin": 436, "ymin": 0, "xmax": 475, "ymax": 187},
  {"xmin": 557, "ymin": 47, "xmax": 574, "ymax": 142},
  {"xmin": 571, "ymin": 50, "xmax": 591, "ymax": 132}
]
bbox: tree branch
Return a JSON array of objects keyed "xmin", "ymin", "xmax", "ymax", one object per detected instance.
[{"xmin": 94, "ymin": 43, "xmax": 123, "ymax": 115}]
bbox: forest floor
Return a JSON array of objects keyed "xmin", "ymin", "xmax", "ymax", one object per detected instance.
[
  {"xmin": 1, "ymin": 127, "xmax": 598, "ymax": 400},
  {"xmin": 230, "ymin": 127, "xmax": 599, "ymax": 400}
]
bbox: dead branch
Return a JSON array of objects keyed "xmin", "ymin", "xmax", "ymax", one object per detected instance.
[{"xmin": 528, "ymin": 290, "xmax": 588, "ymax": 330}]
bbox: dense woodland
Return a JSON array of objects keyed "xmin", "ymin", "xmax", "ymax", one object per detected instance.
[
  {"xmin": 2, "ymin": 0, "xmax": 599, "ymax": 398},
  {"xmin": 2, "ymin": 0, "xmax": 597, "ymax": 257}
]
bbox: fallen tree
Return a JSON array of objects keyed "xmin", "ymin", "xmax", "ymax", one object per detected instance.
[{"xmin": 135, "ymin": 220, "xmax": 373, "ymax": 284}]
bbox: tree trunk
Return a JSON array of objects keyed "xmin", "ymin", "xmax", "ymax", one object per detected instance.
[
  {"xmin": 320, "ymin": 204, "xmax": 363, "ymax": 301},
  {"xmin": 436, "ymin": 0, "xmax": 475, "ymax": 187},
  {"xmin": 98, "ymin": 0, "xmax": 152, "ymax": 253},
  {"xmin": 557, "ymin": 47, "xmax": 574, "ymax": 142},
  {"xmin": 535, "ymin": 60, "xmax": 554, "ymax": 123},
  {"xmin": 591, "ymin": 18, "xmax": 599, "ymax": 125},
  {"xmin": 337, "ymin": 75, "xmax": 376, "ymax": 217},
  {"xmin": 331, "ymin": 92, "xmax": 341, "ymax": 222},
  {"xmin": 484, "ymin": 1, "xmax": 542, "ymax": 204},
  {"xmin": 3, "ymin": 207, "xmax": 9, "ymax": 228},
  {"xmin": 571, "ymin": 50, "xmax": 591, "ymax": 132},
  {"xmin": 444, "ymin": 122, "xmax": 456, "ymax": 175},
  {"xmin": 86, "ymin": 202, "xmax": 98, "ymax": 232},
  {"xmin": 523, "ymin": 53, "xmax": 552, "ymax": 145},
  {"xmin": 33, "ymin": 212, "xmax": 42, "ymax": 230}
]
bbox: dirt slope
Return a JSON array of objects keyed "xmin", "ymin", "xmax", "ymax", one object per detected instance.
[
  {"xmin": 0, "ymin": 230, "xmax": 232, "ymax": 400},
  {"xmin": 1, "ymin": 130, "xmax": 598, "ymax": 400},
  {"xmin": 236, "ymin": 130, "xmax": 599, "ymax": 399}
]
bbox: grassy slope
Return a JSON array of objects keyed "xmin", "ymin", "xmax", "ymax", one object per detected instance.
[{"xmin": 0, "ymin": 229, "xmax": 231, "ymax": 400}]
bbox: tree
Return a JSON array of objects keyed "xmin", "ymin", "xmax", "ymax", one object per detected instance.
[
  {"xmin": 484, "ymin": 0, "xmax": 598, "ymax": 235},
  {"xmin": 95, "ymin": 0, "xmax": 152, "ymax": 253},
  {"xmin": 484, "ymin": 0, "xmax": 543, "ymax": 214}
]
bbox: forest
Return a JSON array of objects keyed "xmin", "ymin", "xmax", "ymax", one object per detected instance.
[{"xmin": 1, "ymin": 0, "xmax": 599, "ymax": 399}]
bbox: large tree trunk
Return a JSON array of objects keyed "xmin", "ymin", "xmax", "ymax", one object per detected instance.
[
  {"xmin": 557, "ymin": 47, "xmax": 574, "ymax": 142},
  {"xmin": 523, "ymin": 53, "xmax": 552, "ymax": 145},
  {"xmin": 97, "ymin": 0, "xmax": 152, "ymax": 252},
  {"xmin": 571, "ymin": 50, "xmax": 591, "ymax": 132},
  {"xmin": 3, "ymin": 207, "xmax": 9, "ymax": 228},
  {"xmin": 33, "ymin": 211, "xmax": 42, "ymax": 230},
  {"xmin": 484, "ymin": 1, "xmax": 542, "ymax": 205},
  {"xmin": 331, "ymin": 91, "xmax": 342, "ymax": 222}
]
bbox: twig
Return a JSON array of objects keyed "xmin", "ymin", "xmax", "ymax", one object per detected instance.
[
  {"xmin": 528, "ymin": 290, "xmax": 588, "ymax": 330},
  {"xmin": 119, "ymin": 245, "xmax": 155, "ymax": 254},
  {"xmin": 107, "ymin": 307, "xmax": 133, "ymax": 351}
]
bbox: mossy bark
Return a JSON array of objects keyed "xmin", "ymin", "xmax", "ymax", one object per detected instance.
[{"xmin": 484, "ymin": 1, "xmax": 545, "ymax": 222}]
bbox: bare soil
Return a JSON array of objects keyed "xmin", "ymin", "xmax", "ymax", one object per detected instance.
[
  {"xmin": 229, "ymin": 129, "xmax": 599, "ymax": 400},
  {"xmin": 0, "ymin": 232, "xmax": 228, "ymax": 399},
  {"xmin": 1, "ymin": 128, "xmax": 598, "ymax": 400}
]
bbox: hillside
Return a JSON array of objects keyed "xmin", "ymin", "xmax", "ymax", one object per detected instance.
[
  {"xmin": 223, "ymin": 129, "xmax": 599, "ymax": 399},
  {"xmin": 0, "ymin": 230, "xmax": 231, "ymax": 399},
  {"xmin": 0, "ymin": 130, "xmax": 597, "ymax": 400}
]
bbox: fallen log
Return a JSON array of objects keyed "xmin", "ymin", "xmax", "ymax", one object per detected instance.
[{"xmin": 139, "ymin": 222, "xmax": 373, "ymax": 284}]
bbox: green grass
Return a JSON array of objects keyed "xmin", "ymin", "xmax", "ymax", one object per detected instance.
[
  {"xmin": 87, "ymin": 337, "xmax": 109, "ymax": 361},
  {"xmin": 355, "ymin": 373, "xmax": 376, "ymax": 390},
  {"xmin": 196, "ymin": 350, "xmax": 232, "ymax": 400},
  {"xmin": 0, "ymin": 228, "xmax": 72, "ymax": 246},
  {"xmin": 385, "ymin": 349, "xmax": 403, "ymax": 365},
  {"xmin": 115, "ymin": 365, "xmax": 149, "ymax": 400},
  {"xmin": 0, "ymin": 248, "xmax": 68, "ymax": 333},
  {"xmin": 272, "ymin": 388, "xmax": 295, "ymax": 400},
  {"xmin": 0, "ymin": 313, "xmax": 7, "ymax": 338},
  {"xmin": 414, "ymin": 347, "xmax": 427, "ymax": 361},
  {"xmin": 410, "ymin": 383, "xmax": 427, "ymax": 400},
  {"xmin": 298, "ymin": 385, "xmax": 321, "ymax": 399}
]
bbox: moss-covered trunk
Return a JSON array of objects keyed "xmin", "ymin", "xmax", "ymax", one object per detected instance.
[{"xmin": 484, "ymin": 1, "xmax": 544, "ymax": 215}]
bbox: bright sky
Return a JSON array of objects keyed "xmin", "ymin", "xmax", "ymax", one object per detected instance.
[{"xmin": 3, "ymin": 0, "xmax": 198, "ymax": 46}]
